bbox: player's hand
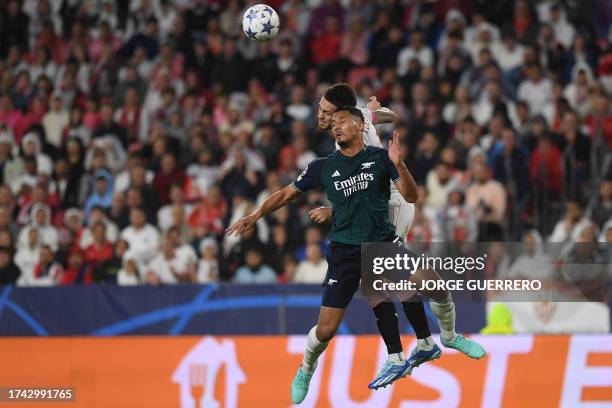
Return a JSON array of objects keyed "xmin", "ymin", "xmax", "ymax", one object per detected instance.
[
  {"xmin": 225, "ymin": 213, "xmax": 258, "ymax": 236},
  {"xmin": 388, "ymin": 130, "xmax": 403, "ymax": 166},
  {"xmin": 308, "ymin": 206, "xmax": 332, "ymax": 223},
  {"xmin": 367, "ymin": 96, "xmax": 381, "ymax": 111}
]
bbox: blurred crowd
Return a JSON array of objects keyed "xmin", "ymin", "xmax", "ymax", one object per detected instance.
[{"xmin": 0, "ymin": 0, "xmax": 610, "ymax": 287}]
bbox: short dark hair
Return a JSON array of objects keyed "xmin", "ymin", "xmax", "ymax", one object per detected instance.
[
  {"xmin": 334, "ymin": 106, "xmax": 364, "ymax": 122},
  {"xmin": 324, "ymin": 83, "xmax": 356, "ymax": 108}
]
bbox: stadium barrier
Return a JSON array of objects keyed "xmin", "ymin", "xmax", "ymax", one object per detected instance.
[
  {"xmin": 0, "ymin": 284, "xmax": 486, "ymax": 335},
  {"xmin": 1, "ymin": 335, "xmax": 611, "ymax": 407}
]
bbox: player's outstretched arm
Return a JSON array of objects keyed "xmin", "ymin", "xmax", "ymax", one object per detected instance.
[
  {"xmin": 388, "ymin": 131, "xmax": 418, "ymax": 203},
  {"xmin": 226, "ymin": 185, "xmax": 301, "ymax": 237},
  {"xmin": 367, "ymin": 96, "xmax": 398, "ymax": 124}
]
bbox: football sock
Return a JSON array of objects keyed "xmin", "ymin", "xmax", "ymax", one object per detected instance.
[
  {"xmin": 372, "ymin": 302, "xmax": 404, "ymax": 355},
  {"xmin": 402, "ymin": 299, "xmax": 431, "ymax": 338},
  {"xmin": 429, "ymin": 294, "xmax": 457, "ymax": 343},
  {"xmin": 388, "ymin": 352, "xmax": 404, "ymax": 364},
  {"xmin": 417, "ymin": 336, "xmax": 435, "ymax": 351},
  {"xmin": 302, "ymin": 326, "xmax": 329, "ymax": 374}
]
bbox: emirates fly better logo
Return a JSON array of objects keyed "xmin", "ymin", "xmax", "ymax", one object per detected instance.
[{"xmin": 334, "ymin": 172, "xmax": 374, "ymax": 197}]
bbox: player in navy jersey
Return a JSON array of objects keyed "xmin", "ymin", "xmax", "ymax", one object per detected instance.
[
  {"xmin": 310, "ymin": 84, "xmax": 440, "ymax": 390},
  {"xmin": 227, "ymin": 107, "xmax": 486, "ymax": 403}
]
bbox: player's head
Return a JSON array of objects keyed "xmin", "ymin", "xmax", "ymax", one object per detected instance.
[
  {"xmin": 318, "ymin": 83, "xmax": 357, "ymax": 131},
  {"xmin": 332, "ymin": 106, "xmax": 364, "ymax": 148}
]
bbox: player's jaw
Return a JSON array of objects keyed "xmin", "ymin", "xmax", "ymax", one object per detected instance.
[{"xmin": 334, "ymin": 129, "xmax": 348, "ymax": 147}]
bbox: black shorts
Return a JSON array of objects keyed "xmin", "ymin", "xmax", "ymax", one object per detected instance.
[
  {"xmin": 321, "ymin": 235, "xmax": 412, "ymax": 308},
  {"xmin": 321, "ymin": 241, "xmax": 362, "ymax": 308}
]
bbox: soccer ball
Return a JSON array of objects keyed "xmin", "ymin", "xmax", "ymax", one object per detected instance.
[{"xmin": 242, "ymin": 4, "xmax": 280, "ymax": 42}]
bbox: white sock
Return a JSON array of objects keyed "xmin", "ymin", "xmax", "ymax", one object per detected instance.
[
  {"xmin": 417, "ymin": 336, "xmax": 434, "ymax": 351},
  {"xmin": 429, "ymin": 295, "xmax": 457, "ymax": 343},
  {"xmin": 302, "ymin": 326, "xmax": 329, "ymax": 374},
  {"xmin": 387, "ymin": 352, "xmax": 405, "ymax": 364}
]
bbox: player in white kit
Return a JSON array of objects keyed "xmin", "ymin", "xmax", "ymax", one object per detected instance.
[{"xmin": 308, "ymin": 83, "xmax": 441, "ymax": 389}]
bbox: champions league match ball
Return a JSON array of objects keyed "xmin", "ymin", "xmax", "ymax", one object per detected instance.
[{"xmin": 242, "ymin": 4, "xmax": 280, "ymax": 42}]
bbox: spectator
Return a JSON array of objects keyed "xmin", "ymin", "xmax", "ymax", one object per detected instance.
[
  {"xmin": 158, "ymin": 184, "xmax": 191, "ymax": 232},
  {"xmin": 585, "ymin": 89, "xmax": 612, "ymax": 164},
  {"xmin": 549, "ymin": 199, "xmax": 595, "ymax": 243},
  {"xmin": 152, "ymin": 152, "xmax": 186, "ymax": 205},
  {"xmin": 84, "ymin": 169, "xmax": 114, "ymax": 221},
  {"xmin": 397, "ymin": 30, "xmax": 434, "ymax": 75},
  {"xmin": 310, "ymin": 15, "xmax": 342, "ymax": 80},
  {"xmin": 61, "ymin": 207, "xmax": 85, "ymax": 244},
  {"xmin": 14, "ymin": 227, "xmax": 40, "ymax": 280},
  {"xmin": 93, "ymin": 103, "xmax": 128, "ymax": 148},
  {"xmin": 286, "ymin": 88, "xmax": 313, "ymax": 123},
  {"xmin": 0, "ymin": 0, "xmax": 30, "ymax": 56},
  {"xmin": 220, "ymin": 149, "xmax": 264, "ymax": 202},
  {"xmin": 517, "ymin": 63, "xmax": 553, "ymax": 116},
  {"xmin": 145, "ymin": 237, "xmax": 195, "ymax": 284},
  {"xmin": 17, "ymin": 203, "xmax": 58, "ymax": 251},
  {"xmin": 79, "ymin": 206, "xmax": 119, "ymax": 248},
  {"xmin": 466, "ymin": 157, "xmax": 507, "ymax": 240},
  {"xmin": 210, "ymin": 38, "xmax": 247, "ymax": 93},
  {"xmin": 504, "ymin": 230, "xmax": 554, "ymax": 281},
  {"xmin": 564, "ymin": 63, "xmax": 593, "ymax": 117},
  {"xmin": 492, "ymin": 30, "xmax": 524, "ymax": 73},
  {"xmin": 492, "ymin": 127, "xmax": 529, "ymax": 200},
  {"xmin": 84, "ymin": 222, "xmax": 114, "ymax": 267},
  {"xmin": 591, "ymin": 179, "xmax": 612, "ymax": 228},
  {"xmin": 117, "ymin": 251, "xmax": 141, "ymax": 286},
  {"xmin": 293, "ymin": 243, "xmax": 327, "ymax": 283},
  {"xmin": 21, "ymin": 131, "xmax": 52, "ymax": 176},
  {"xmin": 340, "ymin": 15, "xmax": 369, "ymax": 66},
  {"xmin": 127, "ymin": 162, "xmax": 160, "ymax": 214},
  {"xmin": 92, "ymin": 239, "xmax": 129, "ymax": 283},
  {"xmin": 0, "ymin": 128, "xmax": 24, "ymax": 186},
  {"xmin": 196, "ymin": 237, "xmax": 220, "ymax": 283},
  {"xmin": 559, "ymin": 225, "xmax": 608, "ymax": 300},
  {"xmin": 187, "ymin": 184, "xmax": 227, "ymax": 237},
  {"xmin": 549, "ymin": 3, "xmax": 575, "ymax": 50},
  {"xmin": 0, "ymin": 246, "xmax": 20, "ymax": 285},
  {"xmin": 443, "ymin": 189, "xmax": 477, "ymax": 242},
  {"xmin": 557, "ymin": 110, "xmax": 591, "ymax": 200},
  {"xmin": 529, "ymin": 133, "xmax": 563, "ymax": 208},
  {"xmin": 407, "ymin": 186, "xmax": 442, "ymax": 244},
  {"xmin": 426, "ymin": 161, "xmax": 459, "ymax": 210},
  {"xmin": 18, "ymin": 245, "xmax": 62, "ymax": 287},
  {"xmin": 233, "ymin": 246, "xmax": 277, "ymax": 284},
  {"xmin": 413, "ymin": 131, "xmax": 440, "ymax": 184},
  {"xmin": 294, "ymin": 225, "xmax": 326, "ymax": 262},
  {"xmin": 278, "ymin": 254, "xmax": 298, "ymax": 284},
  {"xmin": 119, "ymin": 207, "xmax": 160, "ymax": 266},
  {"xmin": 265, "ymin": 224, "xmax": 293, "ymax": 273},
  {"xmin": 443, "ymin": 85, "xmax": 473, "ymax": 125},
  {"xmin": 61, "ymin": 247, "xmax": 93, "ymax": 285}
]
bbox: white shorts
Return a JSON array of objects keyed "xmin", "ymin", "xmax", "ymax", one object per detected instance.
[{"xmin": 388, "ymin": 190, "xmax": 415, "ymax": 243}]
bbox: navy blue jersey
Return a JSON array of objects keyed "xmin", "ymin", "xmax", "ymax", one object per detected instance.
[{"xmin": 293, "ymin": 146, "xmax": 399, "ymax": 244}]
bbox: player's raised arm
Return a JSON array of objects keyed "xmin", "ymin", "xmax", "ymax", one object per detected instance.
[
  {"xmin": 367, "ymin": 96, "xmax": 398, "ymax": 124},
  {"xmin": 225, "ymin": 185, "xmax": 301, "ymax": 237},
  {"xmin": 387, "ymin": 131, "xmax": 418, "ymax": 203},
  {"xmin": 226, "ymin": 158, "xmax": 325, "ymax": 236}
]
